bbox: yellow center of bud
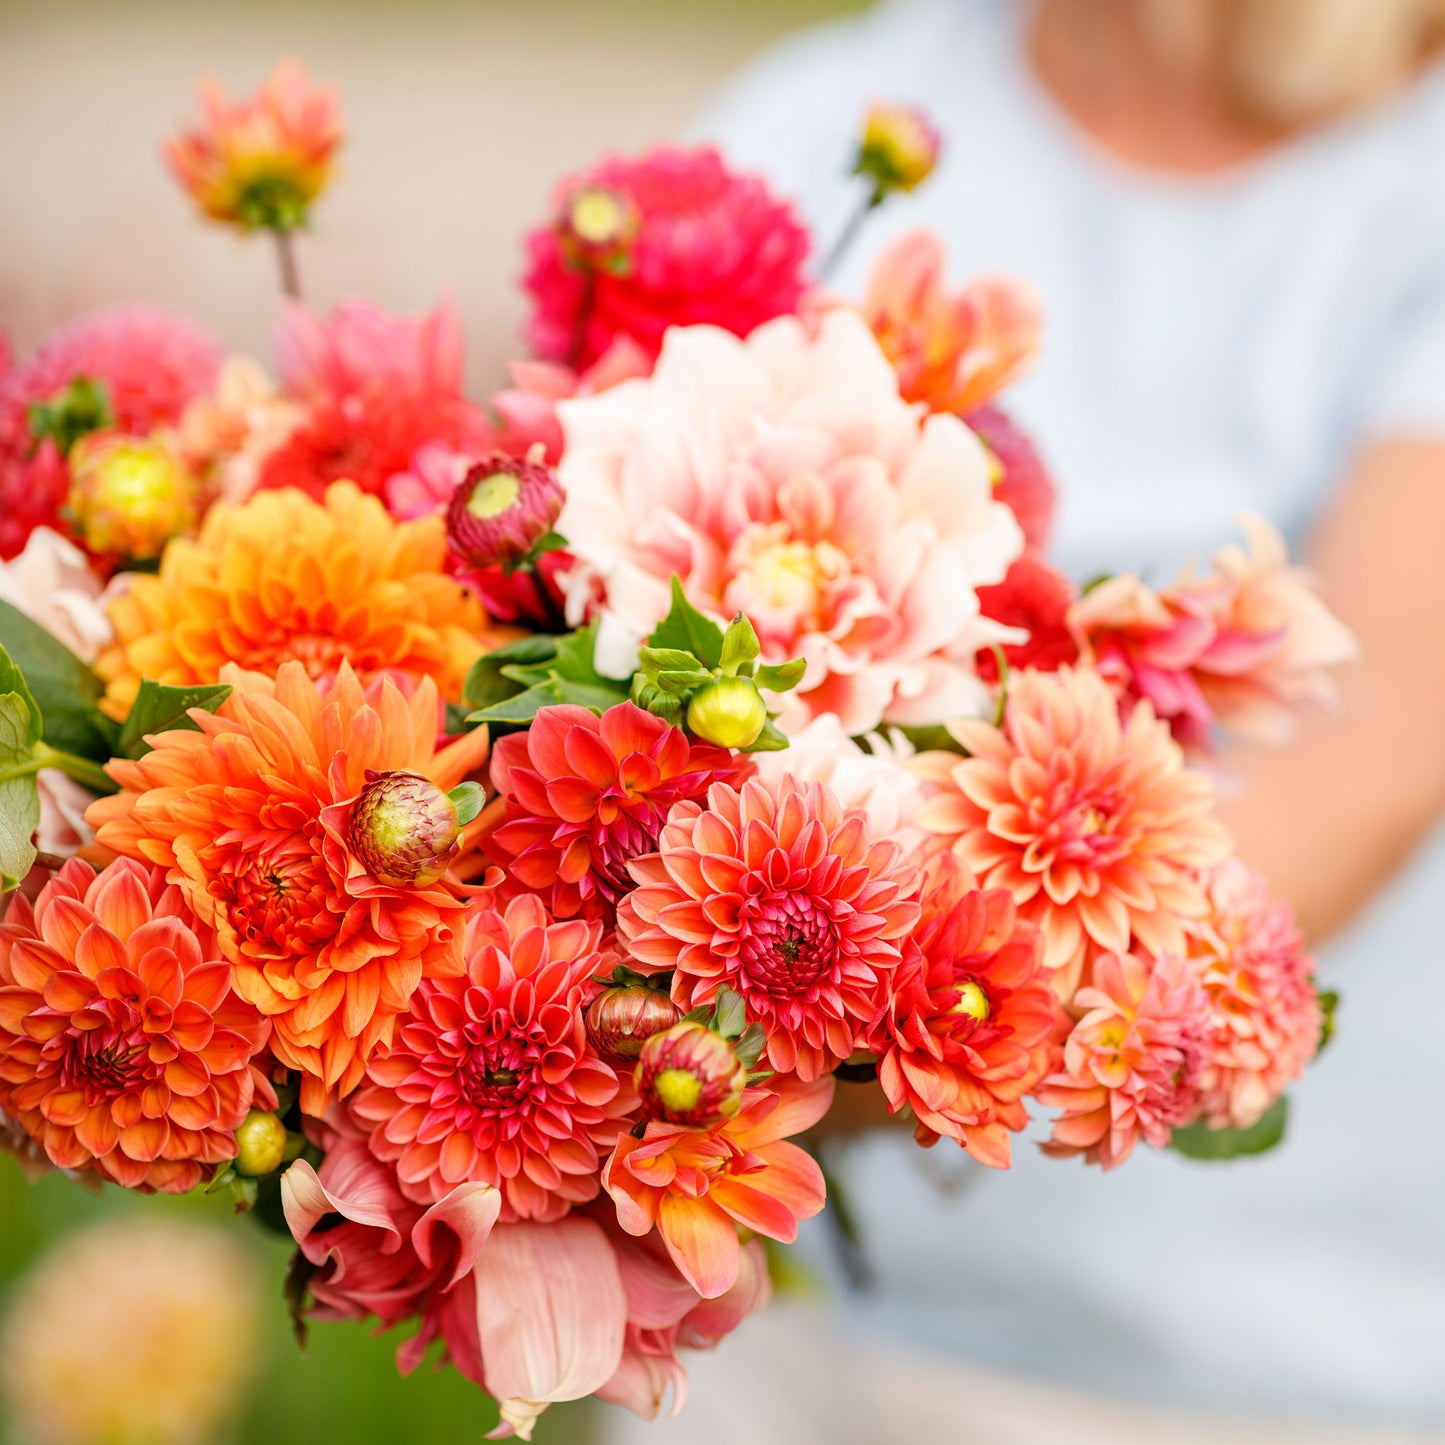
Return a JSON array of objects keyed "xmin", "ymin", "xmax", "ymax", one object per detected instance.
[
  {"xmin": 652, "ymin": 1068, "xmax": 703, "ymax": 1114},
  {"xmin": 568, "ymin": 187, "xmax": 631, "ymax": 246},
  {"xmin": 951, "ymin": 981, "xmax": 990, "ymax": 1022},
  {"xmin": 68, "ymin": 437, "xmax": 194, "ymax": 560},
  {"xmin": 466, "ymin": 472, "xmax": 521, "ymax": 520}
]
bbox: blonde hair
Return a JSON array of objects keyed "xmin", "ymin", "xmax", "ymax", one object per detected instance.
[{"xmin": 1142, "ymin": 0, "xmax": 1445, "ymax": 122}]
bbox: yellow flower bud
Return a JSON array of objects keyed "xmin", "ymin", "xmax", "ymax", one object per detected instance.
[
  {"xmin": 233, "ymin": 1110, "xmax": 288, "ymax": 1177},
  {"xmin": 686, "ymin": 677, "xmax": 768, "ymax": 750},
  {"xmin": 67, "ymin": 433, "xmax": 195, "ymax": 561},
  {"xmin": 857, "ymin": 104, "xmax": 942, "ymax": 196}
]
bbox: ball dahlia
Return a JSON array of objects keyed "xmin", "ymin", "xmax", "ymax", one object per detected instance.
[
  {"xmin": 557, "ymin": 310, "xmax": 1024, "ymax": 734},
  {"xmin": 350, "ymin": 893, "xmax": 629, "ymax": 1222},
  {"xmin": 618, "ymin": 775, "xmax": 921, "ymax": 1081},
  {"xmin": 482, "ymin": 702, "xmax": 748, "ymax": 923},
  {"xmin": 94, "ymin": 480, "xmax": 489, "ymax": 721},
  {"xmin": 87, "ymin": 662, "xmax": 491, "ymax": 1113},
  {"xmin": 915, "ymin": 666, "xmax": 1232, "ymax": 998},
  {"xmin": 0, "ymin": 859, "xmax": 272, "ymax": 1192},
  {"xmin": 523, "ymin": 145, "xmax": 811, "ymax": 370}
]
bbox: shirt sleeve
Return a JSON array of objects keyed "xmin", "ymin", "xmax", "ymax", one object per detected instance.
[{"xmin": 1352, "ymin": 260, "xmax": 1445, "ymax": 445}]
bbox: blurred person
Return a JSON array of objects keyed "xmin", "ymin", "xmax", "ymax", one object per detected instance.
[{"xmin": 601, "ymin": 0, "xmax": 1445, "ymax": 1441}]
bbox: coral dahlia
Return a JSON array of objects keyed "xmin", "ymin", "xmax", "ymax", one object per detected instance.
[
  {"xmin": 915, "ymin": 666, "xmax": 1232, "ymax": 999},
  {"xmin": 0, "ymin": 859, "xmax": 272, "ymax": 1192},
  {"xmin": 974, "ymin": 550, "xmax": 1079, "ymax": 684},
  {"xmin": 618, "ymin": 775, "xmax": 921, "ymax": 1081},
  {"xmin": 483, "ymin": 702, "xmax": 748, "ymax": 924},
  {"xmin": 95, "ymin": 480, "xmax": 488, "ymax": 721},
  {"xmin": 87, "ymin": 662, "xmax": 490, "ymax": 1113},
  {"xmin": 349, "ymin": 893, "xmax": 629, "ymax": 1221}
]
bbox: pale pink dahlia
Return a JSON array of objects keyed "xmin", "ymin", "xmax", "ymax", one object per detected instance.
[
  {"xmin": 349, "ymin": 893, "xmax": 629, "ymax": 1221},
  {"xmin": 1038, "ymin": 950, "xmax": 1211, "ymax": 1168},
  {"xmin": 0, "ymin": 306, "xmax": 221, "ymax": 557},
  {"xmin": 524, "ymin": 146, "xmax": 811, "ymax": 370},
  {"xmin": 557, "ymin": 310, "xmax": 1024, "ymax": 733},
  {"xmin": 618, "ymin": 775, "xmax": 921, "ymax": 1080},
  {"xmin": 915, "ymin": 666, "xmax": 1232, "ymax": 999},
  {"xmin": 1189, "ymin": 860, "xmax": 1323, "ymax": 1130}
]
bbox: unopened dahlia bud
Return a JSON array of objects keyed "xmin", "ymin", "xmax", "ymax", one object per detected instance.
[
  {"xmin": 586, "ymin": 986, "xmax": 682, "ymax": 1067},
  {"xmin": 855, "ymin": 104, "xmax": 941, "ymax": 197},
  {"xmin": 557, "ymin": 184, "xmax": 640, "ymax": 273},
  {"xmin": 446, "ymin": 456, "xmax": 564, "ymax": 571},
  {"xmin": 686, "ymin": 677, "xmax": 767, "ymax": 750},
  {"xmin": 233, "ymin": 1110, "xmax": 288, "ymax": 1177},
  {"xmin": 67, "ymin": 433, "xmax": 195, "ymax": 561},
  {"xmin": 349, "ymin": 769, "xmax": 459, "ymax": 888},
  {"xmin": 636, "ymin": 1021, "xmax": 747, "ymax": 1129}
]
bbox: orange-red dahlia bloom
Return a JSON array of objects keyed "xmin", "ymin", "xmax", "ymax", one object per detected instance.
[
  {"xmin": 618, "ymin": 775, "xmax": 921, "ymax": 1081},
  {"xmin": 95, "ymin": 481, "xmax": 488, "ymax": 721},
  {"xmin": 350, "ymin": 893, "xmax": 628, "ymax": 1222},
  {"xmin": 604, "ymin": 1076, "xmax": 831, "ymax": 1298},
  {"xmin": 915, "ymin": 666, "xmax": 1232, "ymax": 999},
  {"xmin": 484, "ymin": 703, "xmax": 749, "ymax": 923},
  {"xmin": 0, "ymin": 859, "xmax": 272, "ymax": 1192},
  {"xmin": 872, "ymin": 859, "xmax": 1056, "ymax": 1167},
  {"xmin": 87, "ymin": 662, "xmax": 489, "ymax": 1113},
  {"xmin": 166, "ymin": 59, "xmax": 342, "ymax": 232}
]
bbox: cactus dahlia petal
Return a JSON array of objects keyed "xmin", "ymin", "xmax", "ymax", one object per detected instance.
[
  {"xmin": 350, "ymin": 894, "xmax": 630, "ymax": 1222},
  {"xmin": 86, "ymin": 662, "xmax": 491, "ymax": 1114},
  {"xmin": 0, "ymin": 859, "xmax": 272, "ymax": 1192},
  {"xmin": 618, "ymin": 775, "xmax": 921, "ymax": 1082}
]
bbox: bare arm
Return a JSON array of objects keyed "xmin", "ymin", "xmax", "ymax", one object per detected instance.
[{"xmin": 1218, "ymin": 439, "xmax": 1445, "ymax": 941}]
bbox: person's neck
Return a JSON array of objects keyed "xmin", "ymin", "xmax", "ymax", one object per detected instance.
[{"xmin": 1029, "ymin": 0, "xmax": 1294, "ymax": 175}]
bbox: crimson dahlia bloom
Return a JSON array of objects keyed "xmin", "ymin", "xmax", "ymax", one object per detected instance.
[
  {"xmin": 0, "ymin": 860, "xmax": 272, "ymax": 1192},
  {"xmin": 618, "ymin": 775, "xmax": 921, "ymax": 1081},
  {"xmin": 484, "ymin": 702, "xmax": 749, "ymax": 923}
]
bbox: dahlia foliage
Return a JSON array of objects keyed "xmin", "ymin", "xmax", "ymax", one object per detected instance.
[{"xmin": 0, "ymin": 61, "xmax": 1348, "ymax": 1438}]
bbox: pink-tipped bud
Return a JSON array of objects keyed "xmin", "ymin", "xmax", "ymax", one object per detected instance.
[
  {"xmin": 446, "ymin": 455, "xmax": 564, "ymax": 571},
  {"xmin": 557, "ymin": 184, "xmax": 640, "ymax": 273},
  {"xmin": 67, "ymin": 433, "xmax": 195, "ymax": 562},
  {"xmin": 586, "ymin": 986, "xmax": 682, "ymax": 1067},
  {"xmin": 856, "ymin": 104, "xmax": 941, "ymax": 196},
  {"xmin": 635, "ymin": 1021, "xmax": 747, "ymax": 1129},
  {"xmin": 348, "ymin": 770, "xmax": 459, "ymax": 888}
]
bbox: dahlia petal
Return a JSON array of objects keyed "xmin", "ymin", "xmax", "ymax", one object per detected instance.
[
  {"xmin": 657, "ymin": 1194, "xmax": 741, "ymax": 1300},
  {"xmin": 412, "ymin": 1181, "xmax": 503, "ymax": 1288}
]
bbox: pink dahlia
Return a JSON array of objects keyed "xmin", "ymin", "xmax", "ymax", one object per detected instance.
[
  {"xmin": 915, "ymin": 666, "xmax": 1232, "ymax": 999},
  {"xmin": 1038, "ymin": 950, "xmax": 1210, "ymax": 1168},
  {"xmin": 1189, "ymin": 860, "xmax": 1323, "ymax": 1130},
  {"xmin": 483, "ymin": 702, "xmax": 749, "ymax": 923},
  {"xmin": 966, "ymin": 405, "xmax": 1057, "ymax": 552},
  {"xmin": 349, "ymin": 893, "xmax": 628, "ymax": 1221},
  {"xmin": 523, "ymin": 146, "xmax": 811, "ymax": 370},
  {"xmin": 974, "ymin": 550, "xmax": 1079, "ymax": 684},
  {"xmin": 618, "ymin": 775, "xmax": 921, "ymax": 1080},
  {"xmin": 557, "ymin": 310, "xmax": 1024, "ymax": 733},
  {"xmin": 0, "ymin": 306, "xmax": 221, "ymax": 558}
]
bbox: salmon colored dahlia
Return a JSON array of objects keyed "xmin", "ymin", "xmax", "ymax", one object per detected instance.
[
  {"xmin": 873, "ymin": 858, "xmax": 1056, "ymax": 1167},
  {"xmin": 604, "ymin": 1075, "xmax": 831, "ymax": 1298},
  {"xmin": 94, "ymin": 480, "xmax": 488, "ymax": 721},
  {"xmin": 618, "ymin": 775, "xmax": 921, "ymax": 1081},
  {"xmin": 350, "ymin": 893, "xmax": 629, "ymax": 1222},
  {"xmin": 915, "ymin": 666, "xmax": 1231, "ymax": 999},
  {"xmin": 1038, "ymin": 950, "xmax": 1210, "ymax": 1169},
  {"xmin": 483, "ymin": 702, "xmax": 748, "ymax": 923},
  {"xmin": 87, "ymin": 662, "xmax": 490, "ymax": 1113},
  {"xmin": 1190, "ymin": 860, "xmax": 1323, "ymax": 1130},
  {"xmin": 0, "ymin": 859, "xmax": 272, "ymax": 1192}
]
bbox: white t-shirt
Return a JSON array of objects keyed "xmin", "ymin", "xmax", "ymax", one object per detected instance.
[{"xmin": 697, "ymin": 0, "xmax": 1445, "ymax": 1425}]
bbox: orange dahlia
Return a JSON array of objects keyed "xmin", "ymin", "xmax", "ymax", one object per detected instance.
[
  {"xmin": 915, "ymin": 666, "xmax": 1232, "ymax": 999},
  {"xmin": 617, "ymin": 775, "xmax": 921, "ymax": 1081},
  {"xmin": 87, "ymin": 662, "xmax": 490, "ymax": 1113},
  {"xmin": 872, "ymin": 858, "xmax": 1056, "ymax": 1167},
  {"xmin": 350, "ymin": 893, "xmax": 629, "ymax": 1222},
  {"xmin": 95, "ymin": 480, "xmax": 488, "ymax": 721},
  {"xmin": 0, "ymin": 859, "xmax": 272, "ymax": 1192}
]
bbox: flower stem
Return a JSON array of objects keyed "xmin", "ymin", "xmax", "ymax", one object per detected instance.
[
  {"xmin": 33, "ymin": 743, "xmax": 115, "ymax": 795},
  {"xmin": 273, "ymin": 228, "xmax": 302, "ymax": 301},
  {"xmin": 566, "ymin": 270, "xmax": 597, "ymax": 373},
  {"xmin": 819, "ymin": 187, "xmax": 882, "ymax": 283}
]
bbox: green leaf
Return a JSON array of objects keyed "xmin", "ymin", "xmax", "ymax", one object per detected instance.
[
  {"xmin": 630, "ymin": 677, "xmax": 684, "ymax": 727},
  {"xmin": 1169, "ymin": 1096, "xmax": 1289, "ymax": 1161},
  {"xmin": 680, "ymin": 1005, "xmax": 713, "ymax": 1027},
  {"xmin": 447, "ymin": 781, "xmax": 484, "ymax": 827},
  {"xmin": 118, "ymin": 679, "xmax": 233, "ymax": 759},
  {"xmin": 27, "ymin": 376, "xmax": 114, "ymax": 457},
  {"xmin": 466, "ymin": 681, "xmax": 561, "ymax": 727},
  {"xmin": 639, "ymin": 647, "xmax": 708, "ymax": 674},
  {"xmin": 741, "ymin": 718, "xmax": 791, "ymax": 753},
  {"xmin": 655, "ymin": 668, "xmax": 711, "ymax": 694},
  {"xmin": 753, "ymin": 658, "xmax": 807, "ymax": 694},
  {"xmin": 552, "ymin": 621, "xmax": 624, "ymax": 689},
  {"xmin": 647, "ymin": 577, "xmax": 724, "ymax": 670},
  {"xmin": 462, "ymin": 635, "xmax": 558, "ymax": 711},
  {"xmin": 0, "ymin": 683, "xmax": 40, "ymax": 884},
  {"xmin": 1316, "ymin": 989, "xmax": 1339, "ymax": 1052},
  {"xmin": 895, "ymin": 723, "xmax": 966, "ymax": 755},
  {"xmin": 551, "ymin": 678, "xmax": 630, "ymax": 711},
  {"xmin": 712, "ymin": 985, "xmax": 746, "ymax": 1040},
  {"xmin": 0, "ymin": 600, "xmax": 116, "ymax": 760},
  {"xmin": 734, "ymin": 1021, "xmax": 768, "ymax": 1070},
  {"xmin": 718, "ymin": 613, "xmax": 761, "ymax": 674}
]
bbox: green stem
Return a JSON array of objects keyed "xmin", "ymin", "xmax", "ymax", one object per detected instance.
[
  {"xmin": 819, "ymin": 186, "xmax": 882, "ymax": 283},
  {"xmin": 33, "ymin": 743, "xmax": 114, "ymax": 794}
]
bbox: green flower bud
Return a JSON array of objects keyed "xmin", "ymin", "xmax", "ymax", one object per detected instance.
[
  {"xmin": 349, "ymin": 770, "xmax": 459, "ymax": 888},
  {"xmin": 686, "ymin": 677, "xmax": 767, "ymax": 750},
  {"xmin": 233, "ymin": 1110, "xmax": 288, "ymax": 1177}
]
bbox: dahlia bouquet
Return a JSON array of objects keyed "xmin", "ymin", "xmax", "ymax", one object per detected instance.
[{"xmin": 0, "ymin": 62, "xmax": 1353, "ymax": 1436}]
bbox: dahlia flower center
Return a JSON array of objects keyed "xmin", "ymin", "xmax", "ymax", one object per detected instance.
[
  {"xmin": 212, "ymin": 823, "xmax": 332, "ymax": 957},
  {"xmin": 726, "ymin": 525, "xmax": 847, "ymax": 637},
  {"xmin": 738, "ymin": 892, "xmax": 840, "ymax": 998},
  {"xmin": 653, "ymin": 1068, "xmax": 703, "ymax": 1114},
  {"xmin": 455, "ymin": 1027, "xmax": 540, "ymax": 1117},
  {"xmin": 59, "ymin": 1026, "xmax": 152, "ymax": 1101},
  {"xmin": 465, "ymin": 472, "xmax": 520, "ymax": 520},
  {"xmin": 1034, "ymin": 785, "xmax": 1130, "ymax": 870},
  {"xmin": 565, "ymin": 186, "xmax": 635, "ymax": 247}
]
